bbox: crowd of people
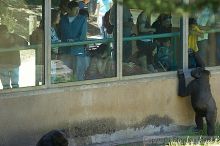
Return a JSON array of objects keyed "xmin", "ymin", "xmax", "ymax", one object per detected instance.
[{"xmin": 1, "ymin": 0, "xmax": 220, "ymax": 88}]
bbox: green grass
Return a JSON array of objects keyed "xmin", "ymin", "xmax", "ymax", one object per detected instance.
[
  {"xmin": 167, "ymin": 124, "xmax": 220, "ymax": 146},
  {"xmin": 117, "ymin": 143, "xmax": 142, "ymax": 146},
  {"xmin": 181, "ymin": 123, "xmax": 220, "ymax": 136},
  {"xmin": 168, "ymin": 138, "xmax": 220, "ymax": 146},
  {"xmin": 117, "ymin": 124, "xmax": 220, "ymax": 146}
]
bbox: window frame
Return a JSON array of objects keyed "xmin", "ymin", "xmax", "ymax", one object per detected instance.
[{"xmin": 2, "ymin": 0, "xmax": 220, "ymax": 96}]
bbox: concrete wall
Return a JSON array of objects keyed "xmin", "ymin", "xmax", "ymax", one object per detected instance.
[{"xmin": 0, "ymin": 72, "xmax": 220, "ymax": 145}]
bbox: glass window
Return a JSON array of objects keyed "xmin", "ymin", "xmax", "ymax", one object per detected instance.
[
  {"xmin": 122, "ymin": 2, "xmax": 182, "ymax": 76},
  {"xmin": 188, "ymin": 2, "xmax": 220, "ymax": 67},
  {"xmin": 0, "ymin": 1, "xmax": 44, "ymax": 89},
  {"xmin": 215, "ymin": 8, "xmax": 220, "ymax": 66},
  {"xmin": 50, "ymin": 0, "xmax": 116, "ymax": 83}
]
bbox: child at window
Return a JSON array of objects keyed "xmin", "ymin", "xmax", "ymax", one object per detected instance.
[{"xmin": 188, "ymin": 18, "xmax": 205, "ymax": 68}]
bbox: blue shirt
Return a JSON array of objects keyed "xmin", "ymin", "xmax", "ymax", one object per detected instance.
[
  {"xmin": 78, "ymin": 1, "xmax": 85, "ymax": 9},
  {"xmin": 60, "ymin": 15, "xmax": 87, "ymax": 55},
  {"xmin": 51, "ymin": 27, "xmax": 60, "ymax": 43}
]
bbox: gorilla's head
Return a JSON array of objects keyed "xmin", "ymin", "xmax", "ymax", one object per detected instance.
[
  {"xmin": 191, "ymin": 67, "xmax": 210, "ymax": 79},
  {"xmin": 36, "ymin": 130, "xmax": 68, "ymax": 146}
]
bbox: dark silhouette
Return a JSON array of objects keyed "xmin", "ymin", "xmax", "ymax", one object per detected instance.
[
  {"xmin": 177, "ymin": 67, "xmax": 217, "ymax": 136},
  {"xmin": 36, "ymin": 130, "xmax": 68, "ymax": 146}
]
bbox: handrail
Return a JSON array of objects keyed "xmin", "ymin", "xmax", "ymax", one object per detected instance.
[
  {"xmin": 0, "ymin": 32, "xmax": 180, "ymax": 53},
  {"xmin": 123, "ymin": 32, "xmax": 180, "ymax": 41},
  {"xmin": 51, "ymin": 38, "xmax": 114, "ymax": 48},
  {"xmin": 205, "ymin": 28, "xmax": 220, "ymax": 33},
  {"xmin": 1, "ymin": 27, "xmax": 220, "ymax": 53},
  {"xmin": 0, "ymin": 44, "xmax": 42, "ymax": 53},
  {"xmin": 0, "ymin": 39, "xmax": 113, "ymax": 53}
]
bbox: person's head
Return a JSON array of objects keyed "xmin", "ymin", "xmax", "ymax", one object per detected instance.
[
  {"xmin": 77, "ymin": 0, "xmax": 90, "ymax": 4},
  {"xmin": 59, "ymin": 0, "xmax": 70, "ymax": 15},
  {"xmin": 67, "ymin": 1, "xmax": 79, "ymax": 16},
  {"xmin": 0, "ymin": 25, "xmax": 8, "ymax": 34},
  {"xmin": 191, "ymin": 67, "xmax": 209, "ymax": 79},
  {"xmin": 96, "ymin": 43, "xmax": 108, "ymax": 58},
  {"xmin": 189, "ymin": 17, "xmax": 197, "ymax": 25},
  {"xmin": 84, "ymin": 0, "xmax": 90, "ymax": 4},
  {"xmin": 0, "ymin": 25, "xmax": 9, "ymax": 39},
  {"xmin": 51, "ymin": 9, "xmax": 61, "ymax": 26},
  {"xmin": 158, "ymin": 13, "xmax": 172, "ymax": 27}
]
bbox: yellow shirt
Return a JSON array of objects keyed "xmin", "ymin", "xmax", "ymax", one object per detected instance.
[{"xmin": 188, "ymin": 24, "xmax": 203, "ymax": 52}]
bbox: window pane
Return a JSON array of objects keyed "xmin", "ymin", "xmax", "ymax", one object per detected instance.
[
  {"xmin": 0, "ymin": 1, "xmax": 44, "ymax": 89},
  {"xmin": 122, "ymin": 3, "xmax": 182, "ymax": 76},
  {"xmin": 215, "ymin": 9, "xmax": 220, "ymax": 66},
  {"xmin": 188, "ymin": 4, "xmax": 220, "ymax": 67},
  {"xmin": 51, "ymin": 0, "xmax": 116, "ymax": 83}
]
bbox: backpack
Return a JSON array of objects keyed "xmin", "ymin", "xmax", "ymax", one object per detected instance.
[{"xmin": 102, "ymin": 9, "xmax": 114, "ymax": 34}]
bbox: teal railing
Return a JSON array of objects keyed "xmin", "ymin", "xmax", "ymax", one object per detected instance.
[
  {"xmin": 0, "ymin": 32, "xmax": 180, "ymax": 53},
  {"xmin": 1, "ymin": 27, "xmax": 220, "ymax": 53}
]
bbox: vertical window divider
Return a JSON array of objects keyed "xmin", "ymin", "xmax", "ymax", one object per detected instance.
[
  {"xmin": 182, "ymin": 0, "xmax": 189, "ymax": 71},
  {"xmin": 44, "ymin": 0, "xmax": 51, "ymax": 87},
  {"xmin": 117, "ymin": 1, "xmax": 123, "ymax": 79}
]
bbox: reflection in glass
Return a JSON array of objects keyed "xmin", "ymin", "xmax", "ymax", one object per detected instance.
[
  {"xmin": 95, "ymin": 0, "xmax": 113, "ymax": 38},
  {"xmin": 51, "ymin": 42, "xmax": 116, "ymax": 83},
  {"xmin": 50, "ymin": 0, "xmax": 117, "ymax": 83},
  {"xmin": 110, "ymin": 3, "xmax": 133, "ymax": 63},
  {"xmin": 0, "ymin": 1, "xmax": 43, "ymax": 89},
  {"xmin": 30, "ymin": 19, "xmax": 44, "ymax": 86},
  {"xmin": 195, "ymin": 7, "xmax": 215, "ymax": 67},
  {"xmin": 122, "ymin": 5, "xmax": 182, "ymax": 76},
  {"xmin": 85, "ymin": 43, "xmax": 116, "ymax": 80},
  {"xmin": 51, "ymin": 9, "xmax": 61, "ymax": 83},
  {"xmin": 215, "ymin": 8, "xmax": 220, "ymax": 66},
  {"xmin": 188, "ymin": 1, "xmax": 220, "ymax": 67},
  {"xmin": 58, "ymin": 1, "xmax": 90, "ymax": 81}
]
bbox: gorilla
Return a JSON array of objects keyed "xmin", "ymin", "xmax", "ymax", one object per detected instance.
[
  {"xmin": 177, "ymin": 67, "xmax": 217, "ymax": 136},
  {"xmin": 36, "ymin": 130, "xmax": 68, "ymax": 146}
]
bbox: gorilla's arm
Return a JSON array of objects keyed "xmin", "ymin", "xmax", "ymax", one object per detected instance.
[
  {"xmin": 177, "ymin": 70, "xmax": 190, "ymax": 97},
  {"xmin": 194, "ymin": 52, "xmax": 205, "ymax": 68}
]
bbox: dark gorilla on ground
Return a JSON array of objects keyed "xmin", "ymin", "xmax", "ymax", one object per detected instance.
[{"xmin": 36, "ymin": 129, "xmax": 68, "ymax": 146}]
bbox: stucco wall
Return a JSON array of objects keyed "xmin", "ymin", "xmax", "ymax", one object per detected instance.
[{"xmin": 0, "ymin": 72, "xmax": 220, "ymax": 145}]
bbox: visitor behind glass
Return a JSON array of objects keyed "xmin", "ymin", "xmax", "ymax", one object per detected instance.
[
  {"xmin": 196, "ymin": 6, "xmax": 215, "ymax": 66},
  {"xmin": 59, "ymin": 1, "xmax": 90, "ymax": 81},
  {"xmin": 110, "ymin": 2, "xmax": 133, "ymax": 62},
  {"xmin": 0, "ymin": 25, "xmax": 28, "ymax": 89},
  {"xmin": 95, "ymin": 0, "xmax": 113, "ymax": 38},
  {"xmin": 136, "ymin": 11, "xmax": 156, "ymax": 73},
  {"xmin": 30, "ymin": 20, "xmax": 44, "ymax": 86}
]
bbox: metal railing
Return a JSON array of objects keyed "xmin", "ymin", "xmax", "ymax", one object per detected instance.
[{"xmin": 0, "ymin": 32, "xmax": 180, "ymax": 52}]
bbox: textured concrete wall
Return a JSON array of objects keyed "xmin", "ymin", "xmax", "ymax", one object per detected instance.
[{"xmin": 0, "ymin": 73, "xmax": 220, "ymax": 145}]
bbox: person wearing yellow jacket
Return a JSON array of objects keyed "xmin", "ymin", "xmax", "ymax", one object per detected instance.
[{"xmin": 188, "ymin": 18, "xmax": 205, "ymax": 68}]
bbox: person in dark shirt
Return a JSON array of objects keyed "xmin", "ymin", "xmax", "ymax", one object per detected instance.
[
  {"xmin": 151, "ymin": 13, "xmax": 172, "ymax": 46},
  {"xmin": 136, "ymin": 11, "xmax": 156, "ymax": 72}
]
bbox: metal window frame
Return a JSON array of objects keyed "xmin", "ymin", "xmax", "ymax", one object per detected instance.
[
  {"xmin": 45, "ymin": 0, "xmax": 51, "ymax": 87},
  {"xmin": 2, "ymin": 0, "xmax": 218, "ymax": 97},
  {"xmin": 182, "ymin": 0, "xmax": 189, "ymax": 71},
  {"xmin": 0, "ymin": 0, "xmax": 186, "ymax": 95},
  {"xmin": 117, "ymin": 1, "xmax": 123, "ymax": 80}
]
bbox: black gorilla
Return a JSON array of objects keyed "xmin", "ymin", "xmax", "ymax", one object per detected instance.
[
  {"xmin": 36, "ymin": 130, "xmax": 68, "ymax": 146},
  {"xmin": 177, "ymin": 67, "xmax": 217, "ymax": 136}
]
